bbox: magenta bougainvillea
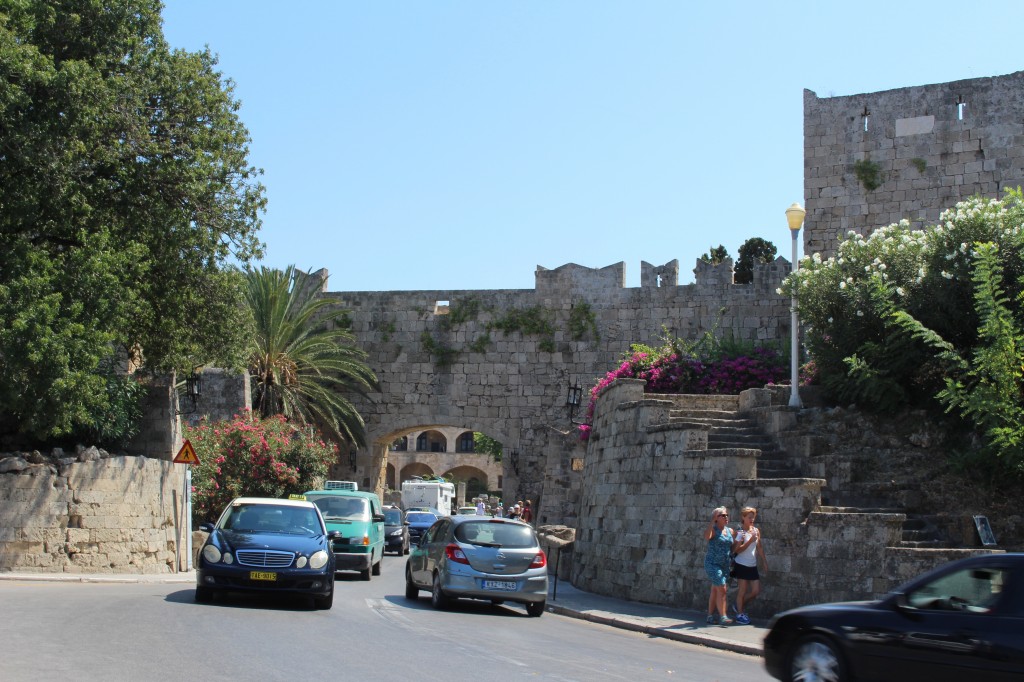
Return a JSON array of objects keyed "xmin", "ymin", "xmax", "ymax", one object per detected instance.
[
  {"xmin": 579, "ymin": 342, "xmax": 790, "ymax": 440},
  {"xmin": 185, "ymin": 411, "xmax": 337, "ymax": 525}
]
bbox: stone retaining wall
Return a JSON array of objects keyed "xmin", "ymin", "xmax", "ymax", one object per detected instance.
[
  {"xmin": 0, "ymin": 451, "xmax": 185, "ymax": 574},
  {"xmin": 570, "ymin": 379, "xmax": 993, "ymax": 616}
]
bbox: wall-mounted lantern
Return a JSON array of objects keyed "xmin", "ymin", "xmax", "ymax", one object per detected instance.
[
  {"xmin": 508, "ymin": 448, "xmax": 519, "ymax": 475},
  {"xmin": 566, "ymin": 382, "xmax": 583, "ymax": 425},
  {"xmin": 176, "ymin": 369, "xmax": 203, "ymax": 415},
  {"xmin": 349, "ymin": 446, "xmax": 358, "ymax": 472}
]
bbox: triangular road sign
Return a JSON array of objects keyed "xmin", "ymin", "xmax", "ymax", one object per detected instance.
[{"xmin": 174, "ymin": 439, "xmax": 201, "ymax": 465}]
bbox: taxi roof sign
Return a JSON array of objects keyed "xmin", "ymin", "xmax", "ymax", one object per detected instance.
[
  {"xmin": 288, "ymin": 494, "xmax": 307, "ymax": 501},
  {"xmin": 173, "ymin": 439, "xmax": 200, "ymax": 465}
]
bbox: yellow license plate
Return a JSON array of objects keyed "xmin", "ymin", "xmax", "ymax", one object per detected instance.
[{"xmin": 250, "ymin": 571, "xmax": 277, "ymax": 581}]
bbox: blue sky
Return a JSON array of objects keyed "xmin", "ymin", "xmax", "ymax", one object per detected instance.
[{"xmin": 162, "ymin": 1, "xmax": 1021, "ymax": 292}]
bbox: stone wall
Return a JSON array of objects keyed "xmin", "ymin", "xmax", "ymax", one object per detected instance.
[
  {"xmin": 0, "ymin": 451, "xmax": 184, "ymax": 574},
  {"xmin": 804, "ymin": 70, "xmax": 1024, "ymax": 257},
  {"xmin": 318, "ymin": 257, "xmax": 793, "ymax": 527},
  {"xmin": 570, "ymin": 379, "xmax": 993, "ymax": 615}
]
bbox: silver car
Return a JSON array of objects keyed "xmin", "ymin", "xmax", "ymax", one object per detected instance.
[{"xmin": 405, "ymin": 516, "xmax": 548, "ymax": 617}]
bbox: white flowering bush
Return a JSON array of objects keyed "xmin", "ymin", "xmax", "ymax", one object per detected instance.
[{"xmin": 780, "ymin": 190, "xmax": 1024, "ymax": 473}]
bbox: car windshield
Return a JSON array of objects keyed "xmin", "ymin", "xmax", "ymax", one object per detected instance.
[
  {"xmin": 406, "ymin": 512, "xmax": 437, "ymax": 524},
  {"xmin": 309, "ymin": 496, "xmax": 369, "ymax": 521},
  {"xmin": 454, "ymin": 520, "xmax": 537, "ymax": 548},
  {"xmin": 383, "ymin": 509, "xmax": 403, "ymax": 524},
  {"xmin": 221, "ymin": 504, "xmax": 321, "ymax": 535}
]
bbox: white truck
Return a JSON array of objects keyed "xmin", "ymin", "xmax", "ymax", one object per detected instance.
[{"xmin": 401, "ymin": 478, "xmax": 455, "ymax": 516}]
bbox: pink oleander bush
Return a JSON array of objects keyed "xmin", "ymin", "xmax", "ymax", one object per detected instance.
[
  {"xmin": 186, "ymin": 411, "xmax": 337, "ymax": 525},
  {"xmin": 579, "ymin": 334, "xmax": 788, "ymax": 441}
]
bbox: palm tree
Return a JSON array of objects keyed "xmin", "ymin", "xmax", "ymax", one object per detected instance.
[{"xmin": 244, "ymin": 265, "xmax": 378, "ymax": 447}]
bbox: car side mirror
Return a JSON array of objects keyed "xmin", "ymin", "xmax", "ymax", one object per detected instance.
[
  {"xmin": 372, "ymin": 514, "xmax": 385, "ymax": 523},
  {"xmin": 327, "ymin": 530, "xmax": 343, "ymax": 540},
  {"xmin": 199, "ymin": 523, "xmax": 214, "ymax": 533},
  {"xmin": 891, "ymin": 592, "xmax": 913, "ymax": 612}
]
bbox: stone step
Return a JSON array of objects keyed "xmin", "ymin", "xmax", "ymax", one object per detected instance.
[{"xmin": 818, "ymin": 505, "xmax": 904, "ymax": 514}]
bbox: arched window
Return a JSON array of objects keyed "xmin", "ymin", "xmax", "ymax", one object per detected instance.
[
  {"xmin": 457, "ymin": 432, "xmax": 475, "ymax": 453},
  {"xmin": 416, "ymin": 434, "xmax": 428, "ymax": 451},
  {"xmin": 391, "ymin": 436, "xmax": 407, "ymax": 452}
]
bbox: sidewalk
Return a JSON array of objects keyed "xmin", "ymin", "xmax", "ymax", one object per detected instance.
[
  {"xmin": 546, "ymin": 579, "xmax": 766, "ymax": 657},
  {"xmin": 0, "ymin": 570, "xmax": 766, "ymax": 656}
]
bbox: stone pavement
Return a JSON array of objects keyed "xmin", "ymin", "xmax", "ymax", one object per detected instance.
[{"xmin": 0, "ymin": 571, "xmax": 766, "ymax": 657}]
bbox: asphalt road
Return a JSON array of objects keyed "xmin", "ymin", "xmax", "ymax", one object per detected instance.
[{"xmin": 0, "ymin": 555, "xmax": 772, "ymax": 682}]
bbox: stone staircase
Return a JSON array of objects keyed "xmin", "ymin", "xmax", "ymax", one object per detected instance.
[{"xmin": 666, "ymin": 397, "xmax": 956, "ymax": 549}]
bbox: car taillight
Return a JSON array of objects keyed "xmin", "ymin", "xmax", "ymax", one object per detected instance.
[
  {"xmin": 530, "ymin": 551, "xmax": 547, "ymax": 569},
  {"xmin": 445, "ymin": 543, "xmax": 469, "ymax": 564}
]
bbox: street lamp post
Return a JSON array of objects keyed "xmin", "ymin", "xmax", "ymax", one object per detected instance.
[{"xmin": 785, "ymin": 202, "xmax": 805, "ymax": 409}]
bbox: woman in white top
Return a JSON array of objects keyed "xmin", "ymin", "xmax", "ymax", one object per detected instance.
[{"xmin": 731, "ymin": 506, "xmax": 768, "ymax": 625}]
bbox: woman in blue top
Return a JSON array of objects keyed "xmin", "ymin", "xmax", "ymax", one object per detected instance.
[{"xmin": 703, "ymin": 506, "xmax": 734, "ymax": 626}]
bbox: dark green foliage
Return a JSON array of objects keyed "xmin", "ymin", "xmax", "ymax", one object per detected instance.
[
  {"xmin": 569, "ymin": 302, "xmax": 600, "ymax": 341},
  {"xmin": 0, "ymin": 0, "xmax": 264, "ymax": 441},
  {"xmin": 420, "ymin": 331, "xmax": 459, "ymax": 367},
  {"xmin": 854, "ymin": 159, "xmax": 883, "ymax": 191},
  {"xmin": 472, "ymin": 432, "xmax": 503, "ymax": 462},
  {"xmin": 700, "ymin": 245, "xmax": 730, "ymax": 264},
  {"xmin": 735, "ymin": 238, "xmax": 778, "ymax": 285}
]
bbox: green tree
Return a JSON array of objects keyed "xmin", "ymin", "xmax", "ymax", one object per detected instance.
[
  {"xmin": 473, "ymin": 432, "xmax": 503, "ymax": 462},
  {"xmin": 699, "ymin": 245, "xmax": 730, "ymax": 264},
  {"xmin": 245, "ymin": 266, "xmax": 378, "ymax": 447},
  {"xmin": 735, "ymin": 237, "xmax": 777, "ymax": 284},
  {"xmin": 0, "ymin": 0, "xmax": 264, "ymax": 441}
]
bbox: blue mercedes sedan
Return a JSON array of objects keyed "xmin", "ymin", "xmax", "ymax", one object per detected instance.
[{"xmin": 195, "ymin": 497, "xmax": 341, "ymax": 609}]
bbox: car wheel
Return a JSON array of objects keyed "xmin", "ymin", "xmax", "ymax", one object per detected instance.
[
  {"xmin": 194, "ymin": 587, "xmax": 213, "ymax": 603},
  {"xmin": 430, "ymin": 572, "xmax": 450, "ymax": 610},
  {"xmin": 314, "ymin": 588, "xmax": 334, "ymax": 610},
  {"xmin": 360, "ymin": 565, "xmax": 371, "ymax": 581},
  {"xmin": 405, "ymin": 567, "xmax": 420, "ymax": 600},
  {"xmin": 526, "ymin": 600, "xmax": 545, "ymax": 618},
  {"xmin": 372, "ymin": 555, "xmax": 381, "ymax": 576},
  {"xmin": 788, "ymin": 634, "xmax": 846, "ymax": 682}
]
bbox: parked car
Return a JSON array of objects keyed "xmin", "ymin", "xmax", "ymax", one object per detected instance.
[
  {"xmin": 405, "ymin": 516, "xmax": 548, "ymax": 617},
  {"xmin": 304, "ymin": 486, "xmax": 385, "ymax": 580},
  {"xmin": 764, "ymin": 553, "xmax": 1024, "ymax": 682},
  {"xmin": 195, "ymin": 497, "xmax": 339, "ymax": 609},
  {"xmin": 383, "ymin": 506, "xmax": 410, "ymax": 555},
  {"xmin": 457, "ymin": 506, "xmax": 478, "ymax": 515},
  {"xmin": 405, "ymin": 510, "xmax": 439, "ymax": 546}
]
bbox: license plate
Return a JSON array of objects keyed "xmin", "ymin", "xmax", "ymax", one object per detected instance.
[
  {"xmin": 250, "ymin": 571, "xmax": 277, "ymax": 581},
  {"xmin": 482, "ymin": 580, "xmax": 517, "ymax": 591}
]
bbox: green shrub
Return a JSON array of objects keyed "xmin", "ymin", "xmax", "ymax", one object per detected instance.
[{"xmin": 186, "ymin": 412, "xmax": 337, "ymax": 525}]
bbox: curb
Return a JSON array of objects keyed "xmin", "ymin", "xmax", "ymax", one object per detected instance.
[
  {"xmin": 546, "ymin": 603, "xmax": 763, "ymax": 657},
  {"xmin": 0, "ymin": 572, "xmax": 195, "ymax": 585}
]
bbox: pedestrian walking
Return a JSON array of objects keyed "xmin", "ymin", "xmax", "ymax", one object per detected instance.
[
  {"xmin": 521, "ymin": 500, "xmax": 533, "ymax": 524},
  {"xmin": 703, "ymin": 506, "xmax": 734, "ymax": 626},
  {"xmin": 731, "ymin": 506, "xmax": 768, "ymax": 624},
  {"xmin": 475, "ymin": 498, "xmax": 485, "ymax": 515}
]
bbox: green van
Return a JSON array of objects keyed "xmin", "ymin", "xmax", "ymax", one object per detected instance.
[{"xmin": 303, "ymin": 485, "xmax": 385, "ymax": 580}]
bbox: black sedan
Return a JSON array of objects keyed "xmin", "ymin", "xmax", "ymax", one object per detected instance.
[
  {"xmin": 195, "ymin": 497, "xmax": 341, "ymax": 609},
  {"xmin": 405, "ymin": 511, "xmax": 439, "ymax": 546},
  {"xmin": 764, "ymin": 553, "xmax": 1024, "ymax": 682},
  {"xmin": 384, "ymin": 506, "xmax": 410, "ymax": 555}
]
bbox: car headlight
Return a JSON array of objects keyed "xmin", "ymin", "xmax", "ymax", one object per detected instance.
[
  {"xmin": 202, "ymin": 544, "xmax": 221, "ymax": 564},
  {"xmin": 222, "ymin": 552, "xmax": 233, "ymax": 564},
  {"xmin": 389, "ymin": 529, "xmax": 404, "ymax": 537},
  {"xmin": 309, "ymin": 550, "xmax": 329, "ymax": 570},
  {"xmin": 296, "ymin": 556, "xmax": 308, "ymax": 568}
]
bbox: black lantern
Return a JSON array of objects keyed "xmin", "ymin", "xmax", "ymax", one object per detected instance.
[
  {"xmin": 349, "ymin": 447, "xmax": 358, "ymax": 472},
  {"xmin": 508, "ymin": 448, "xmax": 519, "ymax": 475},
  {"xmin": 566, "ymin": 382, "xmax": 583, "ymax": 424},
  {"xmin": 177, "ymin": 370, "xmax": 203, "ymax": 415}
]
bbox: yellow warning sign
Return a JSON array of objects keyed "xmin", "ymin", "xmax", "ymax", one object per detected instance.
[{"xmin": 174, "ymin": 439, "xmax": 200, "ymax": 465}]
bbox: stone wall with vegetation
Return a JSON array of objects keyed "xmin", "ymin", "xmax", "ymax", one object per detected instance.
[
  {"xmin": 319, "ymin": 256, "xmax": 793, "ymax": 527},
  {"xmin": 570, "ymin": 379, "xmax": 996, "ymax": 616},
  {"xmin": 0, "ymin": 450, "xmax": 185, "ymax": 574},
  {"xmin": 804, "ymin": 70, "xmax": 1024, "ymax": 257}
]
